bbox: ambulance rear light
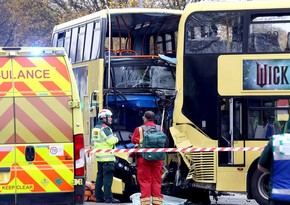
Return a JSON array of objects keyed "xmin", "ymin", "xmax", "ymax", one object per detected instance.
[
  {"xmin": 76, "ymin": 194, "xmax": 82, "ymax": 201},
  {"xmin": 74, "ymin": 134, "xmax": 85, "ymax": 176}
]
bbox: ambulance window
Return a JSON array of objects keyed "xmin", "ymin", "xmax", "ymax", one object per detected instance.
[
  {"xmin": 84, "ymin": 22, "xmax": 94, "ymax": 61},
  {"xmin": 70, "ymin": 27, "xmax": 79, "ymax": 63},
  {"xmin": 76, "ymin": 26, "xmax": 86, "ymax": 62}
]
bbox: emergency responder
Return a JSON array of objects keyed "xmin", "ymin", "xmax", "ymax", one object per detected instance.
[
  {"xmin": 92, "ymin": 109, "xmax": 120, "ymax": 203},
  {"xmin": 131, "ymin": 111, "xmax": 163, "ymax": 205},
  {"xmin": 258, "ymin": 133, "xmax": 290, "ymax": 205}
]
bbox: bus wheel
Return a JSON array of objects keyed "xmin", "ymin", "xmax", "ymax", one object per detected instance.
[{"xmin": 251, "ymin": 169, "xmax": 269, "ymax": 205}]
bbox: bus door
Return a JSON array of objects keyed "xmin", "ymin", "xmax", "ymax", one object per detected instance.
[{"xmin": 219, "ymin": 98, "xmax": 244, "ymax": 165}]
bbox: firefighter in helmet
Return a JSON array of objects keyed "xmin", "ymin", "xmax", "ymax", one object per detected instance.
[{"xmin": 92, "ymin": 109, "xmax": 120, "ymax": 203}]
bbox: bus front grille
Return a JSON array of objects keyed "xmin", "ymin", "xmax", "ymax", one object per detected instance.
[{"xmin": 185, "ymin": 151, "xmax": 215, "ymax": 183}]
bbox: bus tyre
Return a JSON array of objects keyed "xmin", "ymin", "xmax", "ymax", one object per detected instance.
[{"xmin": 251, "ymin": 169, "xmax": 269, "ymax": 205}]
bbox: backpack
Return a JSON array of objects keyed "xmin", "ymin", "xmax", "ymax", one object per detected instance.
[{"xmin": 139, "ymin": 125, "xmax": 166, "ymax": 161}]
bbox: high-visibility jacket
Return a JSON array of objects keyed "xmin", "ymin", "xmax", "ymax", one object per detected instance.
[
  {"xmin": 92, "ymin": 121, "xmax": 119, "ymax": 162},
  {"xmin": 271, "ymin": 134, "xmax": 290, "ymax": 202}
]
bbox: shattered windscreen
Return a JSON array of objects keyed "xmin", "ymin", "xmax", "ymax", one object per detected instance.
[{"xmin": 111, "ymin": 64, "xmax": 175, "ymax": 89}]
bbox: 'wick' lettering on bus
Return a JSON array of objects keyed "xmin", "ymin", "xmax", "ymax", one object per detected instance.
[
  {"xmin": 0, "ymin": 70, "xmax": 50, "ymax": 79},
  {"xmin": 256, "ymin": 62, "xmax": 289, "ymax": 87}
]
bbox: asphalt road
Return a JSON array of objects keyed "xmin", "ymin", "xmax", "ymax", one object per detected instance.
[{"xmin": 84, "ymin": 193, "xmax": 259, "ymax": 205}]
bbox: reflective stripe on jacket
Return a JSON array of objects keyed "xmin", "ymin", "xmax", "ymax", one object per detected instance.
[
  {"xmin": 92, "ymin": 123, "xmax": 119, "ymax": 162},
  {"xmin": 272, "ymin": 134, "xmax": 290, "ymax": 202}
]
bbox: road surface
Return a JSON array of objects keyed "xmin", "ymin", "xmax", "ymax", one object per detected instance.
[{"xmin": 84, "ymin": 193, "xmax": 259, "ymax": 205}]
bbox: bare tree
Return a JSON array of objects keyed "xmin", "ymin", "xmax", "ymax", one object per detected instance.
[
  {"xmin": 0, "ymin": 0, "xmax": 199, "ymax": 46},
  {"xmin": 0, "ymin": 1, "xmax": 15, "ymax": 46}
]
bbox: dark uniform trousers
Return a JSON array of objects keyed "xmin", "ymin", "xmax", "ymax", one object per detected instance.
[{"xmin": 95, "ymin": 161, "xmax": 115, "ymax": 199}]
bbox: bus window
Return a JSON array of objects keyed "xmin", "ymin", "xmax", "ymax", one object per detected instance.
[
  {"xmin": 220, "ymin": 98, "xmax": 230, "ymax": 142},
  {"xmin": 248, "ymin": 98, "xmax": 290, "ymax": 139},
  {"xmin": 111, "ymin": 63, "xmax": 175, "ymax": 89},
  {"xmin": 149, "ymin": 37, "xmax": 154, "ymax": 54},
  {"xmin": 73, "ymin": 66, "xmax": 88, "ymax": 109},
  {"xmin": 105, "ymin": 37, "xmax": 128, "ymax": 55},
  {"xmin": 156, "ymin": 36, "xmax": 163, "ymax": 54},
  {"xmin": 54, "ymin": 33, "xmax": 64, "ymax": 47},
  {"xmin": 249, "ymin": 15, "xmax": 290, "ymax": 52},
  {"xmin": 76, "ymin": 26, "xmax": 86, "ymax": 62},
  {"xmin": 84, "ymin": 22, "xmax": 94, "ymax": 61},
  {"xmin": 64, "ymin": 30, "xmax": 71, "ymax": 56},
  {"xmin": 248, "ymin": 14, "xmax": 290, "ymax": 52},
  {"xmin": 220, "ymin": 98, "xmax": 242, "ymax": 141},
  {"xmin": 185, "ymin": 12, "xmax": 243, "ymax": 54},
  {"xmin": 149, "ymin": 33, "xmax": 177, "ymax": 55},
  {"xmin": 165, "ymin": 34, "xmax": 173, "ymax": 51},
  {"xmin": 91, "ymin": 20, "xmax": 101, "ymax": 60},
  {"xmin": 70, "ymin": 27, "xmax": 79, "ymax": 62}
]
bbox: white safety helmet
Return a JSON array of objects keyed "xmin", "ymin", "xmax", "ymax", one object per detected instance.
[{"xmin": 98, "ymin": 109, "xmax": 113, "ymax": 119}]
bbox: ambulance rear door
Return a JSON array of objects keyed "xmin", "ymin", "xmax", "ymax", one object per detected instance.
[
  {"xmin": 0, "ymin": 56, "xmax": 16, "ymax": 203},
  {"xmin": 12, "ymin": 55, "xmax": 75, "ymax": 204}
]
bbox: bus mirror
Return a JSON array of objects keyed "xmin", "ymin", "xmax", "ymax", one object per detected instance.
[
  {"xmin": 90, "ymin": 90, "xmax": 99, "ymax": 107},
  {"xmin": 90, "ymin": 90, "xmax": 99, "ymax": 118},
  {"xmin": 91, "ymin": 100, "xmax": 98, "ymax": 107}
]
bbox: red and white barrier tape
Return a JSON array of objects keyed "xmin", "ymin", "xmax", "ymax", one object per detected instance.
[{"xmin": 85, "ymin": 147, "xmax": 264, "ymax": 154}]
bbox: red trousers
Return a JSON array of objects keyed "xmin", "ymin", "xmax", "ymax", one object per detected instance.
[{"xmin": 137, "ymin": 157, "xmax": 163, "ymax": 205}]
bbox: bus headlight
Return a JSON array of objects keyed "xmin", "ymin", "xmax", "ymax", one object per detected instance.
[{"xmin": 118, "ymin": 162, "xmax": 124, "ymax": 168}]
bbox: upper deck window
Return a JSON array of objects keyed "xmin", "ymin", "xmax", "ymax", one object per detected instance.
[
  {"xmin": 185, "ymin": 12, "xmax": 243, "ymax": 54},
  {"xmin": 249, "ymin": 15, "xmax": 290, "ymax": 52}
]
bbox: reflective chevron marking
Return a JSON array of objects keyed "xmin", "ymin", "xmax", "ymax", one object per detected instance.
[
  {"xmin": 15, "ymin": 146, "xmax": 73, "ymax": 192},
  {"xmin": 0, "ymin": 57, "xmax": 71, "ymax": 97}
]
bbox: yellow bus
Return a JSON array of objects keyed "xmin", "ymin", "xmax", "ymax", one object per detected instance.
[
  {"xmin": 52, "ymin": 8, "xmax": 182, "ymax": 201},
  {"xmin": 170, "ymin": 1, "xmax": 290, "ymax": 204}
]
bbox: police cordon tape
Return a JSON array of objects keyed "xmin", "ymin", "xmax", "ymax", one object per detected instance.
[{"xmin": 85, "ymin": 147, "xmax": 264, "ymax": 154}]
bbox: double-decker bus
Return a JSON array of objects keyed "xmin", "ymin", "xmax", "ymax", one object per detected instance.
[
  {"xmin": 51, "ymin": 8, "xmax": 182, "ymax": 201},
  {"xmin": 170, "ymin": 1, "xmax": 290, "ymax": 204}
]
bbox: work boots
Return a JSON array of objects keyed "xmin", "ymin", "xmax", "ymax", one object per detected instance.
[{"xmin": 104, "ymin": 198, "xmax": 120, "ymax": 203}]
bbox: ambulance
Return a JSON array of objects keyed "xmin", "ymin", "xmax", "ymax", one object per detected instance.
[{"xmin": 0, "ymin": 47, "xmax": 85, "ymax": 205}]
